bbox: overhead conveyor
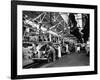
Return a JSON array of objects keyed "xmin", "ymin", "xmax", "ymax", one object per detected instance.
[
  {"xmin": 24, "ymin": 12, "xmax": 69, "ymax": 33},
  {"xmin": 23, "ymin": 11, "xmax": 78, "ymax": 44}
]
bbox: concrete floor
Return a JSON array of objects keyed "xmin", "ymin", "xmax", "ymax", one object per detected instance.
[{"xmin": 41, "ymin": 52, "xmax": 89, "ymax": 68}]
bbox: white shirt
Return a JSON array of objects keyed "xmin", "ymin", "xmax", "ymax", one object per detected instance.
[{"xmin": 77, "ymin": 46, "xmax": 80, "ymax": 51}]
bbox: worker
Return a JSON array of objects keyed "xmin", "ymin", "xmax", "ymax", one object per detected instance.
[
  {"xmin": 76, "ymin": 44, "xmax": 80, "ymax": 54},
  {"xmin": 46, "ymin": 43, "xmax": 56, "ymax": 62}
]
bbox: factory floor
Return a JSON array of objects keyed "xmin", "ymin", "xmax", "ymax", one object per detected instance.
[{"xmin": 40, "ymin": 52, "xmax": 89, "ymax": 68}]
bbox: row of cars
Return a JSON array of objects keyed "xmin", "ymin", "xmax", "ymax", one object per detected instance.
[
  {"xmin": 23, "ymin": 39, "xmax": 90, "ymax": 65},
  {"xmin": 23, "ymin": 41, "xmax": 57, "ymax": 63}
]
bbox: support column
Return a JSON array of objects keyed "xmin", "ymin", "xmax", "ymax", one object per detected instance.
[
  {"xmin": 49, "ymin": 33, "xmax": 51, "ymax": 41},
  {"xmin": 66, "ymin": 44, "xmax": 69, "ymax": 54},
  {"xmin": 58, "ymin": 45, "xmax": 61, "ymax": 58},
  {"xmin": 37, "ymin": 45, "xmax": 41, "ymax": 58},
  {"xmin": 63, "ymin": 39, "xmax": 64, "ymax": 45},
  {"xmin": 38, "ymin": 51, "xmax": 40, "ymax": 58}
]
